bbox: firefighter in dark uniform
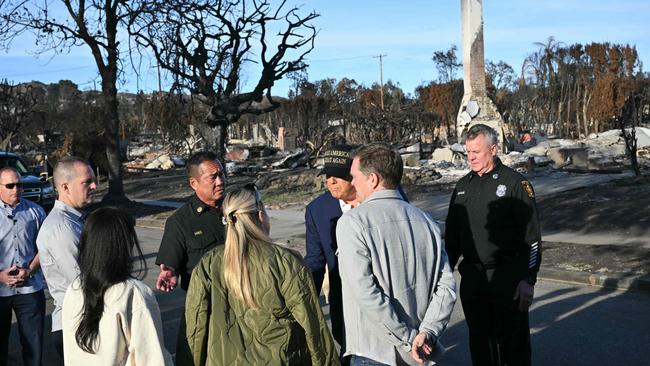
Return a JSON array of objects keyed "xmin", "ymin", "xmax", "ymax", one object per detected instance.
[
  {"xmin": 155, "ymin": 195, "xmax": 225, "ymax": 291},
  {"xmin": 154, "ymin": 151, "xmax": 226, "ymax": 354},
  {"xmin": 155, "ymin": 151, "xmax": 226, "ymax": 292},
  {"xmin": 445, "ymin": 124, "xmax": 541, "ymax": 366}
]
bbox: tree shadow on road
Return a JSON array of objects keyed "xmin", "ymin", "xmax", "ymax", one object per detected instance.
[{"xmin": 440, "ymin": 283, "xmax": 650, "ymax": 366}]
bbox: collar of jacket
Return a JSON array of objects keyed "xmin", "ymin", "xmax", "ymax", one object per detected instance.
[
  {"xmin": 189, "ymin": 194, "xmax": 221, "ymax": 216},
  {"xmin": 0, "ymin": 198, "xmax": 24, "ymax": 213},
  {"xmin": 361, "ymin": 189, "xmax": 404, "ymax": 205},
  {"xmin": 469, "ymin": 157, "xmax": 504, "ymax": 180},
  {"xmin": 53, "ymin": 199, "xmax": 86, "ymax": 220}
]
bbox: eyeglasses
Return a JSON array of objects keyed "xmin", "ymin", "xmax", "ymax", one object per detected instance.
[
  {"xmin": 0, "ymin": 182, "xmax": 23, "ymax": 190},
  {"xmin": 243, "ymin": 183, "xmax": 262, "ymax": 209}
]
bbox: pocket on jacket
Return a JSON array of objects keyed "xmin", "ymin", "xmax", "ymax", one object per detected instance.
[{"xmin": 186, "ymin": 235, "xmax": 217, "ymax": 253}]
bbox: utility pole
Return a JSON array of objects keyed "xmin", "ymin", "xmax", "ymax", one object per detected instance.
[
  {"xmin": 157, "ymin": 63, "xmax": 162, "ymax": 93},
  {"xmin": 373, "ymin": 54, "xmax": 387, "ymax": 110}
]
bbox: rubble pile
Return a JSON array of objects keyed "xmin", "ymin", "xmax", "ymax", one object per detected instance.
[
  {"xmin": 255, "ymin": 168, "xmax": 321, "ymax": 191},
  {"xmin": 117, "ymin": 127, "xmax": 649, "ymax": 192},
  {"xmin": 402, "ymin": 166, "xmax": 442, "ymax": 185},
  {"xmin": 125, "ymin": 153, "xmax": 180, "ymax": 172},
  {"xmin": 506, "ymin": 128, "xmax": 650, "ymax": 172},
  {"xmin": 399, "ymin": 127, "xmax": 650, "ymax": 187}
]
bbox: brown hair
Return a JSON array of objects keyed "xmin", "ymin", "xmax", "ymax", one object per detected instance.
[{"xmin": 352, "ymin": 143, "xmax": 402, "ymax": 189}]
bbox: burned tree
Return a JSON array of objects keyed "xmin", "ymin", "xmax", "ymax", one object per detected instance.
[
  {"xmin": 129, "ymin": 0, "xmax": 318, "ymax": 159},
  {"xmin": 0, "ymin": 80, "xmax": 40, "ymax": 150},
  {"xmin": 619, "ymin": 92, "xmax": 645, "ymax": 177},
  {"xmin": 0, "ymin": 0, "xmax": 141, "ymax": 202}
]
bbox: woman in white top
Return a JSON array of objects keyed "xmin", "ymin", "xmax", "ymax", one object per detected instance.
[{"xmin": 62, "ymin": 207, "xmax": 172, "ymax": 365}]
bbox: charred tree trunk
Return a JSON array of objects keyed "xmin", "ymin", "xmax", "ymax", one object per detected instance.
[
  {"xmin": 574, "ymin": 83, "xmax": 581, "ymax": 137},
  {"xmin": 620, "ymin": 96, "xmax": 641, "ymax": 177},
  {"xmin": 216, "ymin": 122, "xmax": 229, "ymax": 163},
  {"xmin": 100, "ymin": 76, "xmax": 127, "ymax": 203},
  {"xmin": 582, "ymin": 92, "xmax": 591, "ymax": 136}
]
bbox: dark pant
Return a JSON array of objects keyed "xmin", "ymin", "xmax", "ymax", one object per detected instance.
[
  {"xmin": 52, "ymin": 330, "xmax": 64, "ymax": 359},
  {"xmin": 0, "ymin": 290, "xmax": 46, "ymax": 366},
  {"xmin": 349, "ymin": 355, "xmax": 389, "ymax": 366},
  {"xmin": 328, "ymin": 270, "xmax": 345, "ymax": 347},
  {"xmin": 460, "ymin": 278, "xmax": 531, "ymax": 366}
]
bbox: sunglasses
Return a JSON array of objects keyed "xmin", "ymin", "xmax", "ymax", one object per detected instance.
[{"xmin": 1, "ymin": 182, "xmax": 23, "ymax": 189}]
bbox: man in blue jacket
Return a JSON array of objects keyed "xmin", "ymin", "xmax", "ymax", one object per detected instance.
[{"xmin": 304, "ymin": 144, "xmax": 359, "ymax": 356}]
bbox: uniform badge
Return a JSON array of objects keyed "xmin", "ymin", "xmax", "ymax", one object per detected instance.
[
  {"xmin": 496, "ymin": 184, "xmax": 507, "ymax": 197},
  {"xmin": 194, "ymin": 230, "xmax": 203, "ymax": 236},
  {"xmin": 196, "ymin": 206, "xmax": 204, "ymax": 213},
  {"xmin": 521, "ymin": 181, "xmax": 535, "ymax": 199},
  {"xmin": 492, "ymin": 173, "xmax": 499, "ymax": 180}
]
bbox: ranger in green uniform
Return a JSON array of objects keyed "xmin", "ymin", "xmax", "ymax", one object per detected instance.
[
  {"xmin": 445, "ymin": 124, "xmax": 541, "ymax": 366},
  {"xmin": 155, "ymin": 151, "xmax": 226, "ymax": 292}
]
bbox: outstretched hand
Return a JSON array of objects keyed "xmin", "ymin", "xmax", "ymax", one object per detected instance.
[{"xmin": 156, "ymin": 264, "xmax": 178, "ymax": 292}]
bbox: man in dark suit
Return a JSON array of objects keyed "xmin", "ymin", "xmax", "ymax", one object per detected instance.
[{"xmin": 304, "ymin": 144, "xmax": 359, "ymax": 357}]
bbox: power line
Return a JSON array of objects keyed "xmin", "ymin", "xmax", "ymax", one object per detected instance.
[
  {"xmin": 0, "ymin": 65, "xmax": 96, "ymax": 78},
  {"xmin": 307, "ymin": 55, "xmax": 375, "ymax": 63},
  {"xmin": 1, "ymin": 54, "xmax": 387, "ymax": 79}
]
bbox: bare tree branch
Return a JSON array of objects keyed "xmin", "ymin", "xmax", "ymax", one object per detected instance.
[
  {"xmin": 0, "ymin": 0, "xmax": 150, "ymax": 202},
  {"xmin": 128, "ymin": 0, "xmax": 318, "ymax": 158}
]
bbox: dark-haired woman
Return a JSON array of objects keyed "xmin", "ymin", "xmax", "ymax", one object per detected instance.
[
  {"xmin": 62, "ymin": 207, "xmax": 172, "ymax": 365},
  {"xmin": 177, "ymin": 187, "xmax": 339, "ymax": 365}
]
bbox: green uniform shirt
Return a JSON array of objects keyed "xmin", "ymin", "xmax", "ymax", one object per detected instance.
[
  {"xmin": 445, "ymin": 159, "xmax": 541, "ymax": 287},
  {"xmin": 155, "ymin": 194, "xmax": 225, "ymax": 290}
]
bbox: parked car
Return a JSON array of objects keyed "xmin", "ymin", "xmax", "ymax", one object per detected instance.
[{"xmin": 0, "ymin": 151, "xmax": 56, "ymax": 210}]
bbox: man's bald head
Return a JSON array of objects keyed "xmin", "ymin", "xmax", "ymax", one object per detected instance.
[
  {"xmin": 53, "ymin": 156, "xmax": 91, "ymax": 189},
  {"xmin": 53, "ymin": 156, "xmax": 97, "ymax": 209}
]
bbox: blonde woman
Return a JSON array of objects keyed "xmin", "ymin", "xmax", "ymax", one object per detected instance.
[{"xmin": 177, "ymin": 186, "xmax": 339, "ymax": 366}]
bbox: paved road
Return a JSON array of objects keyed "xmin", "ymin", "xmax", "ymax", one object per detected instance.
[
  {"xmin": 10, "ymin": 226, "xmax": 649, "ymax": 365},
  {"xmin": 264, "ymin": 170, "xmax": 650, "ymax": 248},
  {"xmin": 442, "ymin": 279, "xmax": 650, "ymax": 365}
]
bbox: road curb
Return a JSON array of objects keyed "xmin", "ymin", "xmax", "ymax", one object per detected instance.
[{"xmin": 539, "ymin": 268, "xmax": 650, "ymax": 294}]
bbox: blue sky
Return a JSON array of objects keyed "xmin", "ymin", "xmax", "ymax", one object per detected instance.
[{"xmin": 1, "ymin": 0, "xmax": 648, "ymax": 97}]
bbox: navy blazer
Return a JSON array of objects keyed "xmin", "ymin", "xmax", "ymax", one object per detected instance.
[
  {"xmin": 304, "ymin": 191, "xmax": 342, "ymax": 291},
  {"xmin": 303, "ymin": 187, "xmax": 408, "ymax": 290},
  {"xmin": 303, "ymin": 188, "xmax": 408, "ymax": 348}
]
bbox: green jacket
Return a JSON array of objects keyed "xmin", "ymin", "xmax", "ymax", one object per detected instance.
[{"xmin": 177, "ymin": 242, "xmax": 340, "ymax": 366}]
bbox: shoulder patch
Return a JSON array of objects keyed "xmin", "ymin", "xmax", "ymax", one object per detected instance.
[{"xmin": 521, "ymin": 181, "xmax": 535, "ymax": 199}]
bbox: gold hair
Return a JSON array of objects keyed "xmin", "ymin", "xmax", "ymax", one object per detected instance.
[{"xmin": 222, "ymin": 189, "xmax": 273, "ymax": 309}]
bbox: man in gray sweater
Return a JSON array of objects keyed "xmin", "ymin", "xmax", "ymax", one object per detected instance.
[
  {"xmin": 336, "ymin": 143, "xmax": 456, "ymax": 366},
  {"xmin": 36, "ymin": 156, "xmax": 96, "ymax": 358}
]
